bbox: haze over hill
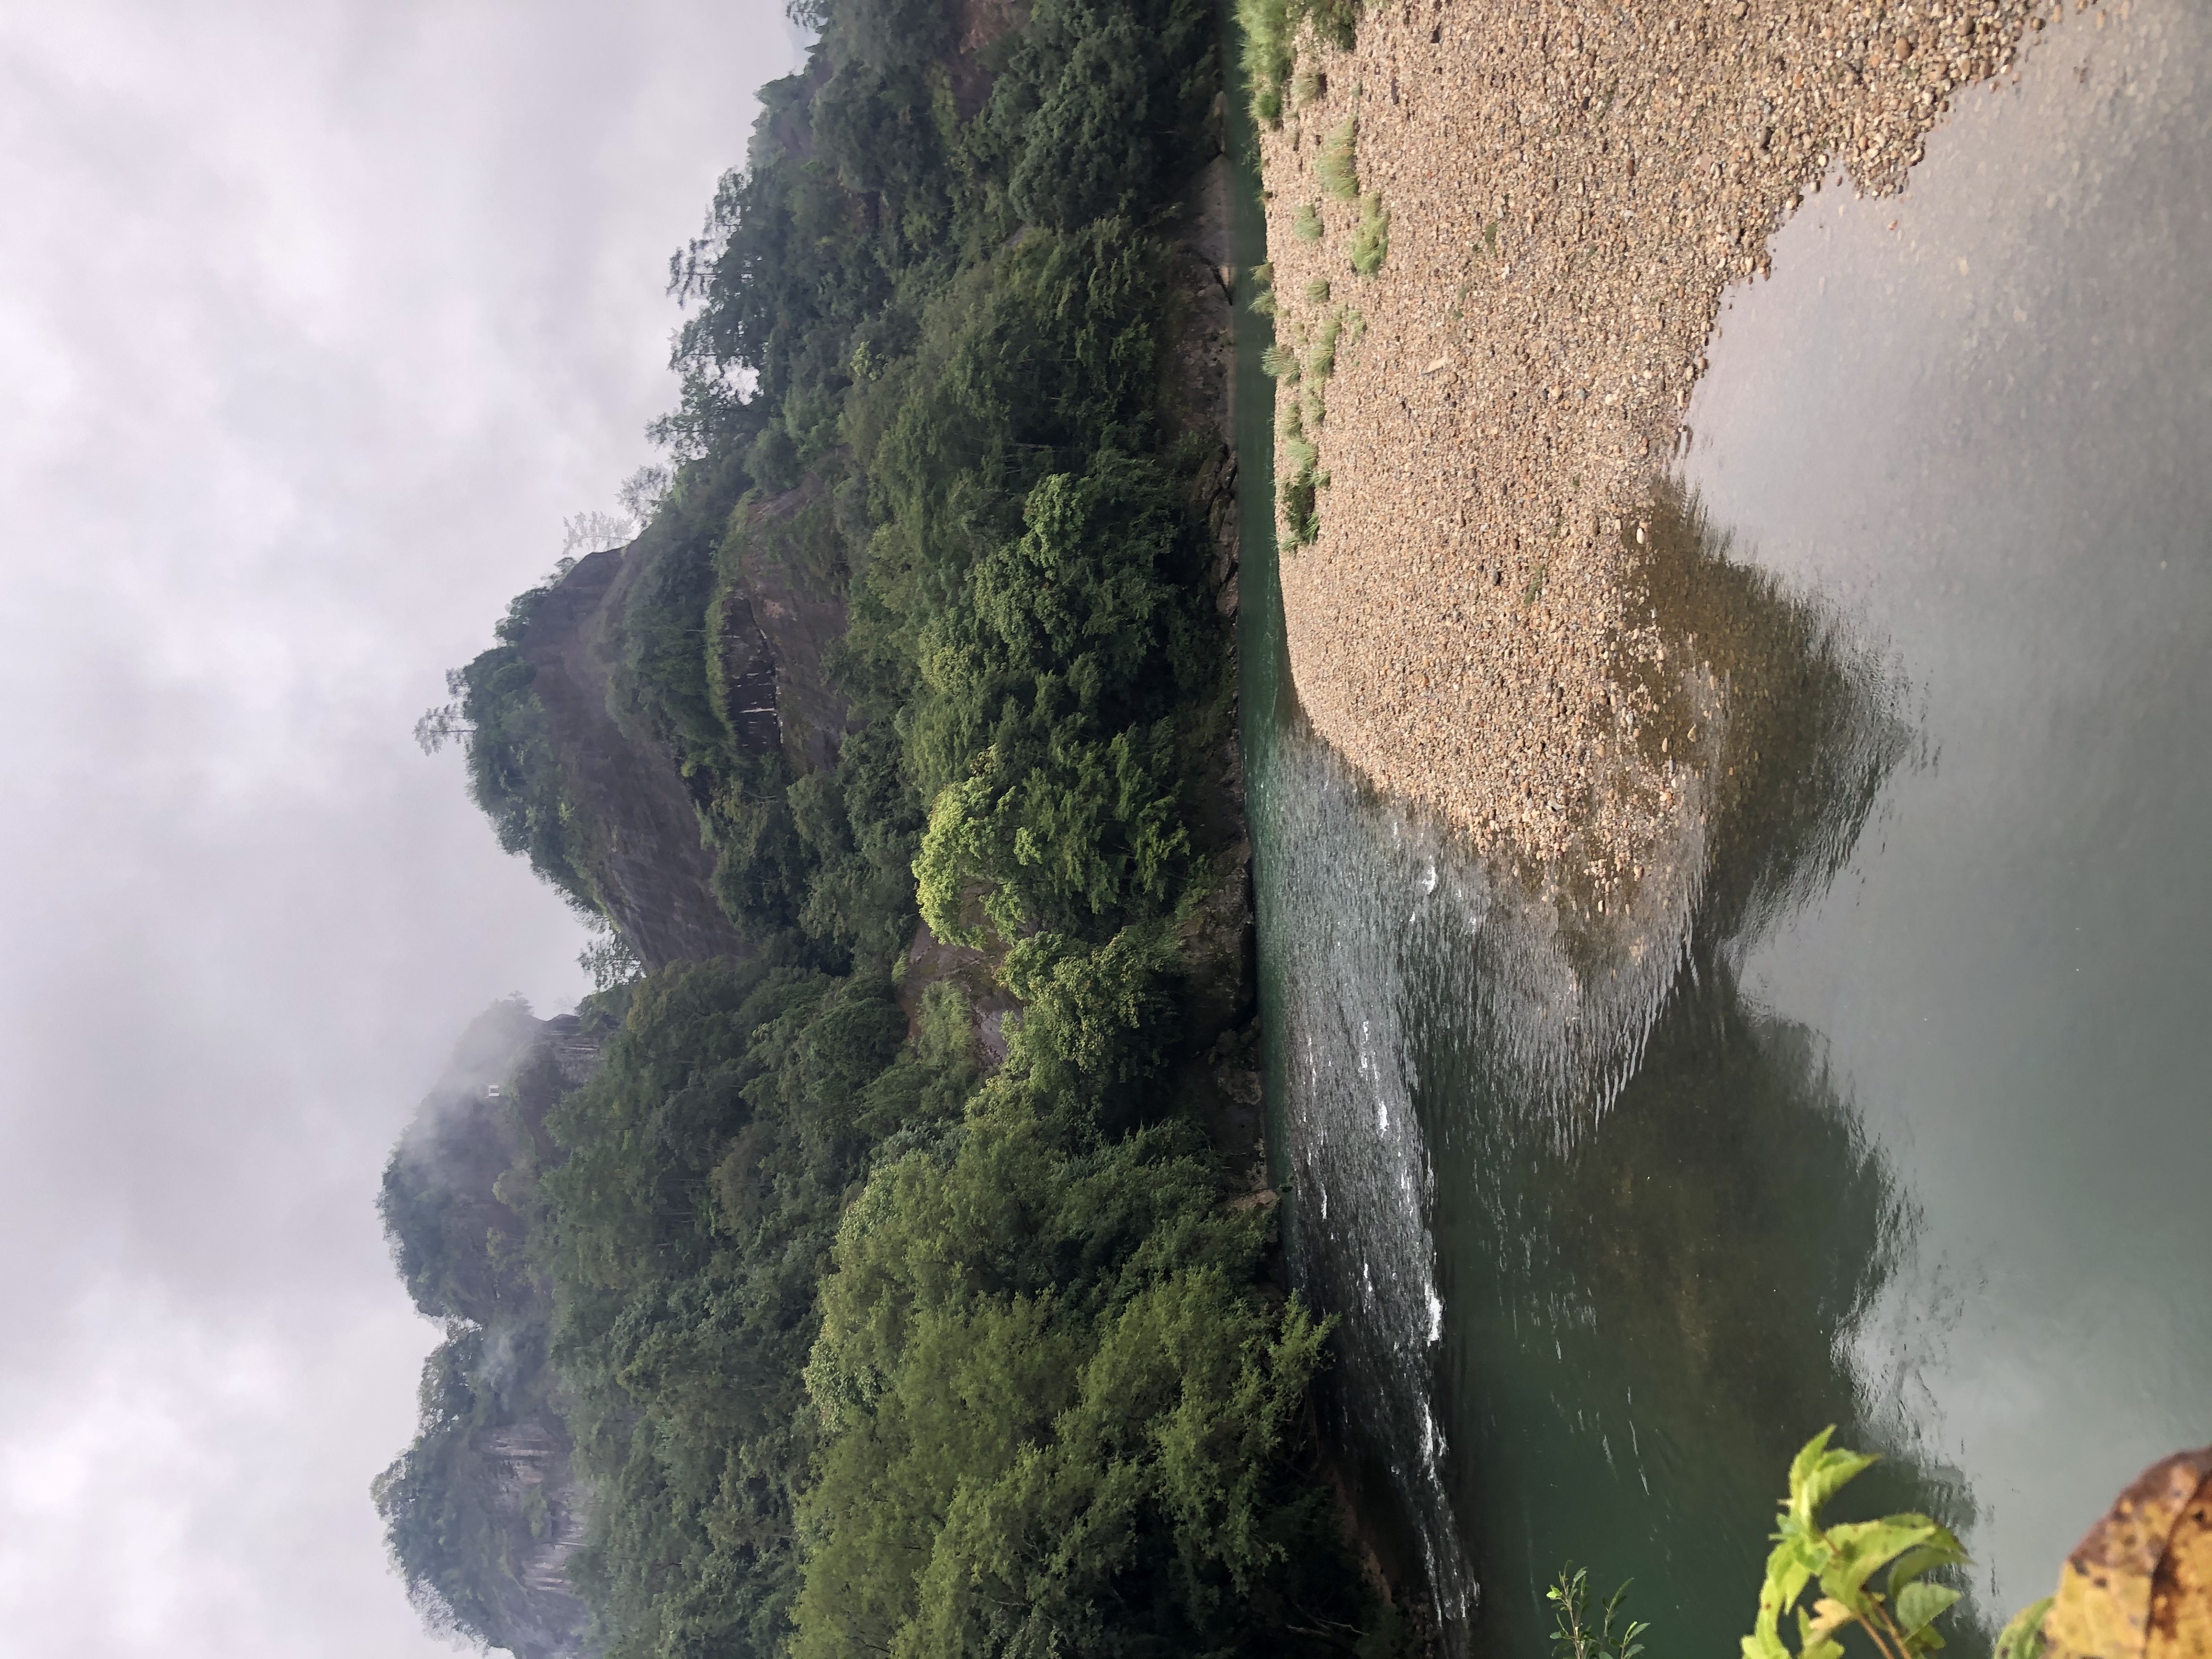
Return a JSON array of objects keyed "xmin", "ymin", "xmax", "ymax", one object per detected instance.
[{"xmin": 0, "ymin": 5, "xmax": 804, "ymax": 1654}]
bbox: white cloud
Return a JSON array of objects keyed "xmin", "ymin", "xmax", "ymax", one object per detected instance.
[{"xmin": 0, "ymin": 2, "xmax": 802, "ymax": 1652}]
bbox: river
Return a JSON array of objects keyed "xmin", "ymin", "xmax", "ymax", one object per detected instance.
[{"xmin": 1231, "ymin": 4, "xmax": 2212, "ymax": 1654}]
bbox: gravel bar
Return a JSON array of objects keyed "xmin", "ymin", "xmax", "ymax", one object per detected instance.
[{"xmin": 1256, "ymin": 0, "xmax": 2088, "ymax": 886}]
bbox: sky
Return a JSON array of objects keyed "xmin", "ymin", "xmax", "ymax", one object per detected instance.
[{"xmin": 0, "ymin": 3, "xmax": 802, "ymax": 1652}]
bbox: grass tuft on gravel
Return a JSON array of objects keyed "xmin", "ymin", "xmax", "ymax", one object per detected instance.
[
  {"xmin": 1277, "ymin": 395, "xmax": 1323, "ymax": 546},
  {"xmin": 1316, "ymin": 117, "xmax": 1360, "ymax": 198},
  {"xmin": 1238, "ymin": 0, "xmax": 1294, "ymax": 126},
  {"xmin": 1239, "ymin": 0, "xmax": 1362, "ymax": 127},
  {"xmin": 1248, "ymin": 259, "xmax": 1277, "ymax": 315},
  {"xmin": 1294, "ymin": 202, "xmax": 1323, "ymax": 241},
  {"xmin": 1349, "ymin": 191, "xmax": 1390, "ymax": 274},
  {"xmin": 1310, "ymin": 309, "xmax": 1343, "ymax": 379}
]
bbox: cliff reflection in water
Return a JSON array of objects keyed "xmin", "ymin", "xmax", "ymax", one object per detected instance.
[{"xmin": 1250, "ymin": 487, "xmax": 1967, "ymax": 1656}]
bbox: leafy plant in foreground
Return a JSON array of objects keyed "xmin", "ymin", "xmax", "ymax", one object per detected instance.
[
  {"xmin": 1550, "ymin": 1564, "xmax": 1650, "ymax": 1659},
  {"xmin": 1743, "ymin": 1427, "xmax": 1973, "ymax": 1659}
]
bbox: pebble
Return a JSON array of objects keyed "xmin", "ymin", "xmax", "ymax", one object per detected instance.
[{"xmin": 1257, "ymin": 0, "xmax": 2072, "ymax": 882}]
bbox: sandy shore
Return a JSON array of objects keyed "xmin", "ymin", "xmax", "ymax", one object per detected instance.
[{"xmin": 1257, "ymin": 0, "xmax": 2082, "ymax": 886}]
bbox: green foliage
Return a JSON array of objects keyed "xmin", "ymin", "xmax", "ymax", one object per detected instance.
[
  {"xmin": 1249, "ymin": 258, "xmax": 1278, "ymax": 318},
  {"xmin": 1294, "ymin": 201, "xmax": 1324, "ymax": 241},
  {"xmin": 372, "ymin": 1330, "xmax": 529, "ymax": 1647},
  {"xmin": 1277, "ymin": 393, "xmax": 1323, "ymax": 547},
  {"xmin": 1237, "ymin": 0, "xmax": 1361, "ymax": 127},
  {"xmin": 405, "ymin": 0, "xmax": 1397, "ymax": 1649},
  {"xmin": 608, "ymin": 460, "xmax": 753, "ymax": 777},
  {"xmin": 903, "ymin": 444, "xmax": 1209, "ymax": 947},
  {"xmin": 1350, "ymin": 190, "xmax": 1390, "ymax": 274},
  {"xmin": 1742, "ymin": 1429, "xmax": 1972, "ymax": 1659},
  {"xmin": 451, "ymin": 637, "xmax": 596, "ymax": 917},
  {"xmin": 1304, "ymin": 275, "xmax": 1332, "ymax": 304},
  {"xmin": 1001, "ymin": 921, "xmax": 1183, "ymax": 1093},
  {"xmin": 1996, "ymin": 1599, "xmax": 2055, "ymax": 1659},
  {"xmin": 1302, "ymin": 0, "xmax": 1362, "ymax": 50},
  {"xmin": 1237, "ymin": 0, "xmax": 1295, "ymax": 127},
  {"xmin": 1316, "ymin": 116, "xmax": 1360, "ymax": 199},
  {"xmin": 1550, "ymin": 1566, "xmax": 1651, "ymax": 1659},
  {"xmin": 527, "ymin": 959, "xmax": 931, "ymax": 1658},
  {"xmin": 999, "ymin": 0, "xmax": 1217, "ymax": 232},
  {"xmin": 793, "ymin": 1073, "xmax": 1368, "ymax": 1657},
  {"xmin": 1311, "ymin": 308, "xmax": 1344, "ymax": 380},
  {"xmin": 1261, "ymin": 341, "xmax": 1302, "ymax": 381}
]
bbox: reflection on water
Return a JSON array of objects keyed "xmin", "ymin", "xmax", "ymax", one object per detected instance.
[
  {"xmin": 1248, "ymin": 485, "xmax": 1961, "ymax": 1655},
  {"xmin": 1239, "ymin": 1, "xmax": 2212, "ymax": 1652},
  {"xmin": 1635, "ymin": 485, "xmax": 1924, "ymax": 959}
]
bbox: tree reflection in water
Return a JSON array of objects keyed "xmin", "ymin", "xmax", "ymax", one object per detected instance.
[{"xmin": 1258, "ymin": 484, "xmax": 1976, "ymax": 1658}]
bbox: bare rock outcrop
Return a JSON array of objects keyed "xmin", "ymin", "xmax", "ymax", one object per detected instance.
[{"xmin": 520, "ymin": 548, "xmax": 748, "ymax": 970}]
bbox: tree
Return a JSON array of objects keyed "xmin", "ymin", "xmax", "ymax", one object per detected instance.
[{"xmin": 414, "ymin": 670, "xmax": 474, "ymax": 756}]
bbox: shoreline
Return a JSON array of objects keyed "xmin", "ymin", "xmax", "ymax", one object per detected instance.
[{"xmin": 1252, "ymin": 0, "xmax": 2080, "ymax": 892}]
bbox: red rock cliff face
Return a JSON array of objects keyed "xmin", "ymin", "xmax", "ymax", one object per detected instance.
[{"xmin": 520, "ymin": 548, "xmax": 749, "ymax": 970}]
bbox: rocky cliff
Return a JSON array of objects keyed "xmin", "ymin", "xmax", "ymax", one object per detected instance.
[
  {"xmin": 519, "ymin": 549, "xmax": 748, "ymax": 970},
  {"xmin": 724, "ymin": 476, "xmax": 852, "ymax": 775},
  {"xmin": 376, "ymin": 1007, "xmax": 608, "ymax": 1659}
]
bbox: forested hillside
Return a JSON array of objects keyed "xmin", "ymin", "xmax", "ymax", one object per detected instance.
[{"xmin": 382, "ymin": 0, "xmax": 1406, "ymax": 1651}]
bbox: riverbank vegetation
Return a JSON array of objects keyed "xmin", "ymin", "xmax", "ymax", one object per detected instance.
[
  {"xmin": 1233, "ymin": 0, "xmax": 1389, "ymax": 544},
  {"xmin": 386, "ymin": 0, "xmax": 1404, "ymax": 1651}
]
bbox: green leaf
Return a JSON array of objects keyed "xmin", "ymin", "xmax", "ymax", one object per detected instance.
[
  {"xmin": 1796, "ymin": 1446, "xmax": 1881, "ymax": 1525},
  {"xmin": 1761, "ymin": 1538, "xmax": 1816, "ymax": 1621},
  {"xmin": 1788, "ymin": 1428, "xmax": 1839, "ymax": 1497},
  {"xmin": 1994, "ymin": 1597, "xmax": 2053, "ymax": 1659},
  {"xmin": 1895, "ymin": 1581, "xmax": 1961, "ymax": 1638},
  {"xmin": 1822, "ymin": 1518, "xmax": 1944, "ymax": 1605},
  {"xmin": 1888, "ymin": 1542, "xmax": 1969, "ymax": 1598}
]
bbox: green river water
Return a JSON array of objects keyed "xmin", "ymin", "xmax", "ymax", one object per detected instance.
[{"xmin": 1231, "ymin": 5, "xmax": 2212, "ymax": 1654}]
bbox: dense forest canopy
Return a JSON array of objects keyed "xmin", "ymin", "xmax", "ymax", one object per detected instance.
[{"xmin": 383, "ymin": 0, "xmax": 1404, "ymax": 1652}]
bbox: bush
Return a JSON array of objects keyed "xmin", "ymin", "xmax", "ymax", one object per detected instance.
[
  {"xmin": 453, "ymin": 642, "xmax": 596, "ymax": 916},
  {"xmin": 1237, "ymin": 0, "xmax": 1294, "ymax": 126},
  {"xmin": 1003, "ymin": 0, "xmax": 1216, "ymax": 231},
  {"xmin": 1237, "ymin": 0, "xmax": 1361, "ymax": 127},
  {"xmin": 793, "ymin": 1076, "xmax": 1369, "ymax": 1659}
]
